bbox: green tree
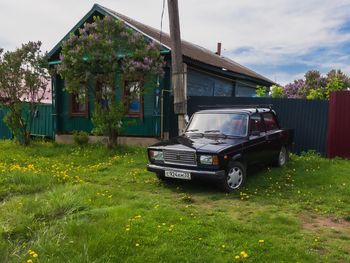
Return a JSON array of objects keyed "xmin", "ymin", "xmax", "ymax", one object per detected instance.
[
  {"xmin": 0, "ymin": 42, "xmax": 50, "ymax": 145},
  {"xmin": 270, "ymin": 85, "xmax": 284, "ymax": 98},
  {"xmin": 255, "ymin": 85, "xmax": 268, "ymax": 97},
  {"xmin": 57, "ymin": 16, "xmax": 164, "ymax": 148},
  {"xmin": 303, "ymin": 70, "xmax": 327, "ymax": 98}
]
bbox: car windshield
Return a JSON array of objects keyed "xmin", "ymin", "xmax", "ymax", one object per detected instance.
[{"xmin": 186, "ymin": 113, "xmax": 249, "ymax": 137}]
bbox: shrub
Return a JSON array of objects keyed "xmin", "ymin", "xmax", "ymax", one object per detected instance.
[
  {"xmin": 73, "ymin": 131, "xmax": 89, "ymax": 146},
  {"xmin": 270, "ymin": 85, "xmax": 284, "ymax": 98},
  {"xmin": 256, "ymin": 85, "xmax": 268, "ymax": 97}
]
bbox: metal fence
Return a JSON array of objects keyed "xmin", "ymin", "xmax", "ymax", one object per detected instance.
[
  {"xmin": 0, "ymin": 104, "xmax": 53, "ymax": 139},
  {"xmin": 170, "ymin": 96, "xmax": 329, "ymax": 155}
]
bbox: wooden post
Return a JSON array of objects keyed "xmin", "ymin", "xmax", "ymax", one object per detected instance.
[{"xmin": 167, "ymin": 0, "xmax": 187, "ymax": 135}]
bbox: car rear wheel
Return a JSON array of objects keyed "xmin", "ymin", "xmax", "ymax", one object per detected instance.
[
  {"xmin": 219, "ymin": 161, "xmax": 246, "ymax": 192},
  {"xmin": 276, "ymin": 146, "xmax": 289, "ymax": 167}
]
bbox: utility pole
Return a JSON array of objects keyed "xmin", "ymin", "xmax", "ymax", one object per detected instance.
[{"xmin": 167, "ymin": 0, "xmax": 187, "ymax": 135}]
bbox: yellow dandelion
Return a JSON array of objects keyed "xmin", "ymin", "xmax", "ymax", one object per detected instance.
[
  {"xmin": 27, "ymin": 260, "xmax": 33, "ymax": 263},
  {"xmin": 135, "ymin": 243, "xmax": 140, "ymax": 247},
  {"xmin": 259, "ymin": 239, "xmax": 264, "ymax": 243},
  {"xmin": 235, "ymin": 255, "xmax": 240, "ymax": 260},
  {"xmin": 32, "ymin": 253, "xmax": 38, "ymax": 258},
  {"xmin": 125, "ymin": 228, "xmax": 130, "ymax": 231}
]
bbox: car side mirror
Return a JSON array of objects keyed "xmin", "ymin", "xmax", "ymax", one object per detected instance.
[{"xmin": 250, "ymin": 130, "xmax": 260, "ymax": 137}]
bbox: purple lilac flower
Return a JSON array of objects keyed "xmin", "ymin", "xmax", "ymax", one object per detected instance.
[{"xmin": 283, "ymin": 79, "xmax": 305, "ymax": 99}]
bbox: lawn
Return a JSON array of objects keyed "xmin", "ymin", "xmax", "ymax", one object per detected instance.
[{"xmin": 0, "ymin": 140, "xmax": 349, "ymax": 263}]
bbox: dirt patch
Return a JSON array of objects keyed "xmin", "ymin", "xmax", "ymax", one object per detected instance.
[{"xmin": 301, "ymin": 214, "xmax": 350, "ymax": 233}]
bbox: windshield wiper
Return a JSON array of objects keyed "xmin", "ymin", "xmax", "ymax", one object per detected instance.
[
  {"xmin": 204, "ymin": 130, "xmax": 220, "ymax": 133},
  {"xmin": 186, "ymin": 129, "xmax": 199, "ymax": 132}
]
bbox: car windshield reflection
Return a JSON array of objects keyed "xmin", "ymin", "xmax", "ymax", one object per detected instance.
[{"xmin": 186, "ymin": 113, "xmax": 249, "ymax": 137}]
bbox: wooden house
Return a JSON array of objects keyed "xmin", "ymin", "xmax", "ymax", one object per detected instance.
[{"xmin": 48, "ymin": 4, "xmax": 273, "ymax": 145}]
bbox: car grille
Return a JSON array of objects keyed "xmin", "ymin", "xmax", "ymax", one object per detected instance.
[{"xmin": 163, "ymin": 150, "xmax": 197, "ymax": 166}]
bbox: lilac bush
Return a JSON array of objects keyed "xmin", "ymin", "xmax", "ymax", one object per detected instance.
[
  {"xmin": 282, "ymin": 69, "xmax": 350, "ymax": 100},
  {"xmin": 57, "ymin": 16, "xmax": 164, "ymax": 147},
  {"xmin": 283, "ymin": 79, "xmax": 305, "ymax": 98}
]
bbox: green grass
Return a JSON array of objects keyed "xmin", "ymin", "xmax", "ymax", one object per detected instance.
[{"xmin": 0, "ymin": 140, "xmax": 349, "ymax": 263}]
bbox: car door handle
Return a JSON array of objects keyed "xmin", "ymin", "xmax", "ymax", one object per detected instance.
[{"xmin": 265, "ymin": 135, "xmax": 272, "ymax": 143}]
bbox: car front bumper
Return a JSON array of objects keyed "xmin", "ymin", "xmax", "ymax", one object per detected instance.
[{"xmin": 147, "ymin": 164, "xmax": 226, "ymax": 180}]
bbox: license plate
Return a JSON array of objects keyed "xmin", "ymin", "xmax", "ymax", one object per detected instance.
[{"xmin": 164, "ymin": 170, "xmax": 191, "ymax": 180}]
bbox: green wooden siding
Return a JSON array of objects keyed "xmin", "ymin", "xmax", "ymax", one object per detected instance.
[
  {"xmin": 54, "ymin": 71, "xmax": 169, "ymax": 137},
  {"xmin": 0, "ymin": 104, "xmax": 53, "ymax": 139}
]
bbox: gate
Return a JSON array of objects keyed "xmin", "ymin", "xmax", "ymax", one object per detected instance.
[{"xmin": 327, "ymin": 91, "xmax": 350, "ymax": 158}]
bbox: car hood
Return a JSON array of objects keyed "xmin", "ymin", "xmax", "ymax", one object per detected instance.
[{"xmin": 151, "ymin": 135, "xmax": 246, "ymax": 153}]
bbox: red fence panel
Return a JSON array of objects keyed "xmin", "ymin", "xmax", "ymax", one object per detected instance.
[{"xmin": 327, "ymin": 91, "xmax": 350, "ymax": 158}]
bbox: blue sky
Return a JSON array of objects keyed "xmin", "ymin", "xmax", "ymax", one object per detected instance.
[{"xmin": 0, "ymin": 0, "xmax": 349, "ymax": 85}]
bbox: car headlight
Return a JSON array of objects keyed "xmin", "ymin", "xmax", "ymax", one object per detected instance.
[
  {"xmin": 200, "ymin": 155, "xmax": 219, "ymax": 165},
  {"xmin": 149, "ymin": 150, "xmax": 164, "ymax": 161}
]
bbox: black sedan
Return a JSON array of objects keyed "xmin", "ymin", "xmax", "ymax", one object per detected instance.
[{"xmin": 147, "ymin": 107, "xmax": 293, "ymax": 192}]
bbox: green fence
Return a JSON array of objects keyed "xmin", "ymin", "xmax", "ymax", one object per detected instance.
[
  {"xmin": 0, "ymin": 104, "xmax": 53, "ymax": 139},
  {"xmin": 0, "ymin": 108, "xmax": 12, "ymax": 139}
]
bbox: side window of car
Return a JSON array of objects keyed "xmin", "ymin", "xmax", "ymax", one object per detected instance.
[
  {"xmin": 249, "ymin": 113, "xmax": 265, "ymax": 134},
  {"xmin": 263, "ymin": 113, "xmax": 279, "ymax": 131}
]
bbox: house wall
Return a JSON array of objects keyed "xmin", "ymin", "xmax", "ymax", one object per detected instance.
[
  {"xmin": 54, "ymin": 71, "xmax": 169, "ymax": 137},
  {"xmin": 186, "ymin": 67, "xmax": 259, "ymax": 98}
]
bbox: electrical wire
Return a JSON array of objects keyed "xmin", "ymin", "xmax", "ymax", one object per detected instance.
[
  {"xmin": 159, "ymin": 0, "xmax": 165, "ymax": 50},
  {"xmin": 157, "ymin": 0, "xmax": 166, "ymax": 88}
]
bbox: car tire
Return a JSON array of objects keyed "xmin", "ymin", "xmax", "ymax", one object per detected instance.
[
  {"xmin": 219, "ymin": 161, "xmax": 246, "ymax": 193},
  {"xmin": 274, "ymin": 145, "xmax": 289, "ymax": 167}
]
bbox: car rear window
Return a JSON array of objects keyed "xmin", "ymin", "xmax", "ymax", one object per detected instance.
[
  {"xmin": 250, "ymin": 113, "xmax": 265, "ymax": 133},
  {"xmin": 263, "ymin": 113, "xmax": 279, "ymax": 131}
]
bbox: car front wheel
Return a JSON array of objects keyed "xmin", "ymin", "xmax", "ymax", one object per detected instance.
[{"xmin": 219, "ymin": 161, "xmax": 246, "ymax": 192}]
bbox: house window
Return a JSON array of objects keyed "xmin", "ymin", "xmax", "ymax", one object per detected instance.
[
  {"xmin": 71, "ymin": 85, "xmax": 88, "ymax": 117},
  {"xmin": 96, "ymin": 81, "xmax": 113, "ymax": 109},
  {"xmin": 235, "ymin": 81, "xmax": 257, "ymax": 97},
  {"xmin": 123, "ymin": 80, "xmax": 143, "ymax": 117}
]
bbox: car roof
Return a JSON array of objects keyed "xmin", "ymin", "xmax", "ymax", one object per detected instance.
[{"xmin": 195, "ymin": 108, "xmax": 273, "ymax": 115}]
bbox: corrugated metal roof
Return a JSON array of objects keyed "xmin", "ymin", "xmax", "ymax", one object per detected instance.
[
  {"xmin": 49, "ymin": 4, "xmax": 273, "ymax": 84},
  {"xmin": 98, "ymin": 4, "xmax": 273, "ymax": 84}
]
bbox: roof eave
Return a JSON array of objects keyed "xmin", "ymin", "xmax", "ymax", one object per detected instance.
[
  {"xmin": 183, "ymin": 56, "xmax": 274, "ymax": 86},
  {"xmin": 48, "ymin": 4, "xmax": 170, "ymax": 60}
]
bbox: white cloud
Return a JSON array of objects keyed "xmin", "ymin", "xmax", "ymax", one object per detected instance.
[{"xmin": 0, "ymin": 0, "xmax": 349, "ymax": 84}]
